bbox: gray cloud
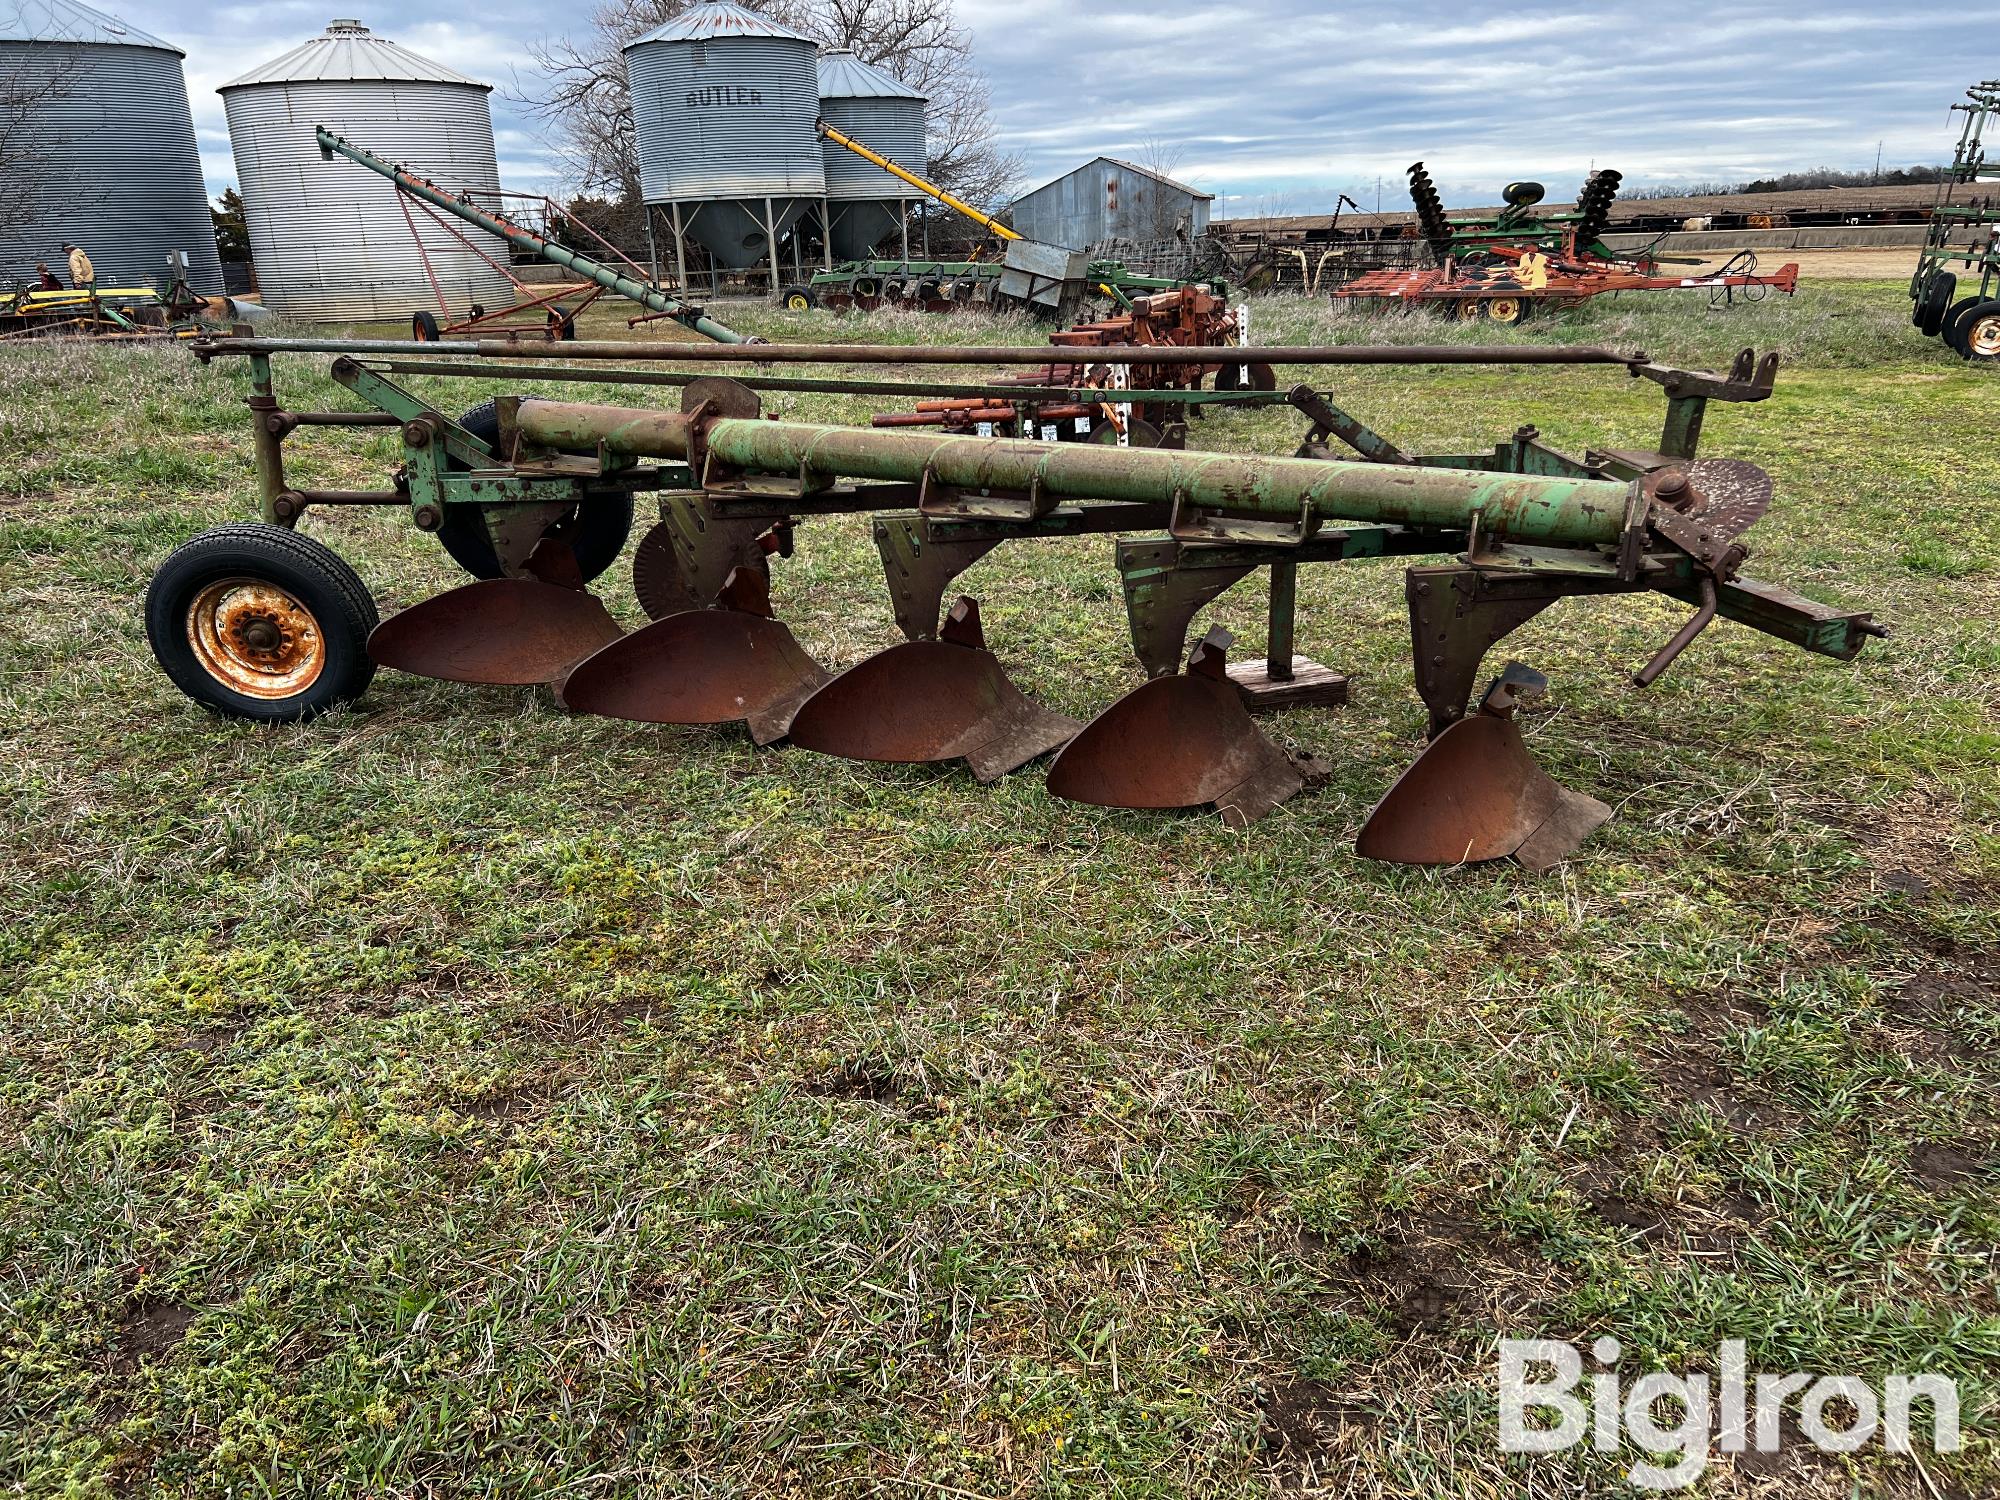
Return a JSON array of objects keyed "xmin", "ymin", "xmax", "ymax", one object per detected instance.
[{"xmin": 137, "ymin": 0, "xmax": 1997, "ymax": 214}]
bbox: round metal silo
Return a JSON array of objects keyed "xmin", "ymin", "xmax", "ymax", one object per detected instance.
[
  {"xmin": 219, "ymin": 20, "xmax": 511, "ymax": 323},
  {"xmin": 815, "ymin": 50, "xmax": 926, "ymax": 261},
  {"xmin": 0, "ymin": 0, "xmax": 223, "ymax": 292},
  {"xmin": 624, "ymin": 0, "xmax": 823, "ymax": 282}
]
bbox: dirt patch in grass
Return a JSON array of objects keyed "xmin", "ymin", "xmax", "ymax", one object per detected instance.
[
  {"xmin": 1255, "ymin": 1377, "xmax": 1378, "ymax": 1486},
  {"xmin": 114, "ymin": 1297, "xmax": 195, "ymax": 1372}
]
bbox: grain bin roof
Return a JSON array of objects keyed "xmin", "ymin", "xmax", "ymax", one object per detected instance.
[
  {"xmin": 628, "ymin": 0, "xmax": 812, "ymax": 46},
  {"xmin": 218, "ymin": 18, "xmax": 487, "ymax": 90},
  {"xmin": 816, "ymin": 48, "xmax": 924, "ymax": 101},
  {"xmin": 0, "ymin": 0, "xmax": 178, "ymax": 51}
]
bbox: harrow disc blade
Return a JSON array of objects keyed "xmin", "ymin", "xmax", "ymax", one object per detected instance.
[
  {"xmin": 1045, "ymin": 634, "xmax": 1302, "ymax": 828},
  {"xmin": 558, "ymin": 608, "xmax": 829, "ymax": 745},
  {"xmin": 1355, "ymin": 714, "xmax": 1610, "ymax": 871},
  {"xmin": 787, "ymin": 600, "xmax": 1079, "ymax": 782},
  {"xmin": 368, "ymin": 578, "xmax": 621, "ymax": 686}
]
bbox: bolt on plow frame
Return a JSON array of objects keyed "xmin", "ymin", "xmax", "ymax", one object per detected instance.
[{"xmin": 151, "ymin": 332, "xmax": 1884, "ymax": 869}]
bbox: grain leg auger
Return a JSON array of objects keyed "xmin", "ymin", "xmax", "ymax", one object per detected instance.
[{"xmin": 153, "ymin": 334, "xmax": 1885, "ymax": 870}]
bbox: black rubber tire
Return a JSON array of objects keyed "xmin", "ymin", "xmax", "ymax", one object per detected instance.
[
  {"xmin": 1917, "ymin": 271, "xmax": 1956, "ymax": 335},
  {"xmin": 412, "ymin": 310, "xmax": 441, "ymax": 341},
  {"xmin": 146, "ymin": 523, "xmax": 377, "ymax": 722},
  {"xmin": 777, "ymin": 283, "xmax": 818, "ymax": 311},
  {"xmin": 1939, "ymin": 296, "xmax": 1985, "ymax": 349},
  {"xmin": 1946, "ymin": 298, "xmax": 2000, "ymax": 361},
  {"xmin": 433, "ymin": 402, "xmax": 633, "ymax": 583}
]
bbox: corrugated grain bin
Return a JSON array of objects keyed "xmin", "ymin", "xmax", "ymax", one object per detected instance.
[
  {"xmin": 0, "ymin": 0, "xmax": 223, "ymax": 290},
  {"xmin": 623, "ymin": 0, "xmax": 823, "ymax": 269},
  {"xmin": 816, "ymin": 49, "xmax": 925, "ymax": 260},
  {"xmin": 219, "ymin": 19, "xmax": 511, "ymax": 322}
]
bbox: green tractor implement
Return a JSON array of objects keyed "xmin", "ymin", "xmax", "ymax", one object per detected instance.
[
  {"xmin": 1909, "ymin": 81, "xmax": 2000, "ymax": 361},
  {"xmin": 151, "ymin": 331, "xmax": 1883, "ymax": 869}
]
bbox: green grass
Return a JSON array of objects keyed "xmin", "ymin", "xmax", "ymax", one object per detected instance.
[{"xmin": 0, "ymin": 280, "xmax": 1995, "ymax": 1498}]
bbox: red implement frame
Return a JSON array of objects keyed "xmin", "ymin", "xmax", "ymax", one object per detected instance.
[{"xmin": 395, "ymin": 188, "xmax": 663, "ymax": 340}]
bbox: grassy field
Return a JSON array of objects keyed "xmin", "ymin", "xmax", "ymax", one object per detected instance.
[{"xmin": 1, "ymin": 281, "xmax": 1995, "ymax": 1498}]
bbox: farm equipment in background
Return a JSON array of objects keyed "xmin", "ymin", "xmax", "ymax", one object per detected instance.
[
  {"xmin": 314, "ymin": 128, "xmax": 752, "ymax": 345},
  {"xmin": 152, "ymin": 329, "xmax": 1882, "ymax": 870},
  {"xmin": 1910, "ymin": 80, "xmax": 2000, "ymax": 361},
  {"xmin": 1332, "ymin": 164, "xmax": 1800, "ymax": 323},
  {"xmin": 0, "ymin": 252, "xmax": 254, "ymax": 340},
  {"xmin": 869, "ymin": 285, "xmax": 1267, "ymax": 443},
  {"xmin": 787, "ymin": 121, "xmax": 1233, "ymax": 319}
]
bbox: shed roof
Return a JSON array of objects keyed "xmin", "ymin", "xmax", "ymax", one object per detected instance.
[
  {"xmin": 219, "ymin": 19, "xmax": 487, "ymax": 90},
  {"xmin": 627, "ymin": 0, "xmax": 812, "ymax": 47},
  {"xmin": 1018, "ymin": 155, "xmax": 1214, "ymax": 203},
  {"xmin": 0, "ymin": 0, "xmax": 178, "ymax": 51},
  {"xmin": 816, "ymin": 48, "xmax": 924, "ymax": 101}
]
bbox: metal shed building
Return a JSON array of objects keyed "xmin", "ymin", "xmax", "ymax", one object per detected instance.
[
  {"xmin": 0, "ymin": 0, "xmax": 223, "ymax": 291},
  {"xmin": 1008, "ymin": 157, "xmax": 1213, "ymax": 251}
]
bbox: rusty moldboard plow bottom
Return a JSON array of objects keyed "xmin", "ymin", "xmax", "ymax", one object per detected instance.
[{"xmin": 155, "ymin": 339, "xmax": 1887, "ymax": 872}]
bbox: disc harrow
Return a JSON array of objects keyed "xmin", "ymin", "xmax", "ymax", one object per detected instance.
[{"xmin": 156, "ymin": 333, "xmax": 1886, "ymax": 870}]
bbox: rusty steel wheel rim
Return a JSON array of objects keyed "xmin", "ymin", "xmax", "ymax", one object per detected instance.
[
  {"xmin": 185, "ymin": 577, "xmax": 326, "ymax": 699},
  {"xmin": 1969, "ymin": 315, "xmax": 2000, "ymax": 358}
]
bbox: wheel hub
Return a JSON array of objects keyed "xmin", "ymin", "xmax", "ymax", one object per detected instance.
[{"xmin": 187, "ymin": 578, "xmax": 325, "ymax": 698}]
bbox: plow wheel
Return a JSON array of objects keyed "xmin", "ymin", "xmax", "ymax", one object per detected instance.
[
  {"xmin": 146, "ymin": 523, "xmax": 377, "ymax": 722},
  {"xmin": 1045, "ymin": 629, "xmax": 1303, "ymax": 828},
  {"xmin": 1948, "ymin": 299, "xmax": 2000, "ymax": 361},
  {"xmin": 560, "ymin": 567, "xmax": 828, "ymax": 744},
  {"xmin": 777, "ymin": 284, "xmax": 818, "ymax": 312},
  {"xmin": 1453, "ymin": 299, "xmax": 1482, "ymax": 324},
  {"xmin": 435, "ymin": 402, "xmax": 634, "ymax": 584},
  {"xmin": 787, "ymin": 597, "xmax": 1081, "ymax": 782},
  {"xmin": 1356, "ymin": 664, "xmax": 1609, "ymax": 871},
  {"xmin": 1484, "ymin": 296, "xmax": 1528, "ymax": 326}
]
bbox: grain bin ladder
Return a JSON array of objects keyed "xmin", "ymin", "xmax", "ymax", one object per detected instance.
[
  {"xmin": 161, "ymin": 334, "xmax": 1884, "ymax": 869},
  {"xmin": 313, "ymin": 127, "xmax": 754, "ymax": 344}
]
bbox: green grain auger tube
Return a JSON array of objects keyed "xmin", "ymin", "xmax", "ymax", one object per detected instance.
[{"xmin": 150, "ymin": 337, "xmax": 1886, "ymax": 870}]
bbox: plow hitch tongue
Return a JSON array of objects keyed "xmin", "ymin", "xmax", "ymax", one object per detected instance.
[
  {"xmin": 367, "ymin": 568, "xmax": 621, "ymax": 688},
  {"xmin": 1356, "ymin": 663, "xmax": 1611, "ymax": 872},
  {"xmin": 1045, "ymin": 629, "xmax": 1304, "ymax": 829},
  {"xmin": 786, "ymin": 597, "xmax": 1080, "ymax": 781},
  {"xmin": 558, "ymin": 567, "xmax": 829, "ymax": 744}
]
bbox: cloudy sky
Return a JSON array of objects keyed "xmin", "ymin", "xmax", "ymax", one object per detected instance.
[{"xmin": 150, "ymin": 0, "xmax": 1997, "ymax": 216}]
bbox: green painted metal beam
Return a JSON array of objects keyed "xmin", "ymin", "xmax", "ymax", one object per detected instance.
[{"xmin": 512, "ymin": 400, "xmax": 1636, "ymax": 548}]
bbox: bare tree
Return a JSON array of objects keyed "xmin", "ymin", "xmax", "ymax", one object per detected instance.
[
  {"xmin": 1131, "ymin": 136, "xmax": 1191, "ymax": 243},
  {"xmin": 0, "ymin": 55, "xmax": 82, "ymax": 234},
  {"xmin": 524, "ymin": 0, "xmax": 1019, "ymax": 213}
]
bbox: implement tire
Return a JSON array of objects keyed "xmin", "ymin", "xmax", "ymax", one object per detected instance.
[
  {"xmin": 777, "ymin": 284, "xmax": 818, "ymax": 312},
  {"xmin": 1916, "ymin": 271, "xmax": 1957, "ymax": 335},
  {"xmin": 432, "ymin": 401, "xmax": 633, "ymax": 583},
  {"xmin": 1948, "ymin": 299, "xmax": 2000, "ymax": 362},
  {"xmin": 146, "ymin": 523, "xmax": 377, "ymax": 722}
]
